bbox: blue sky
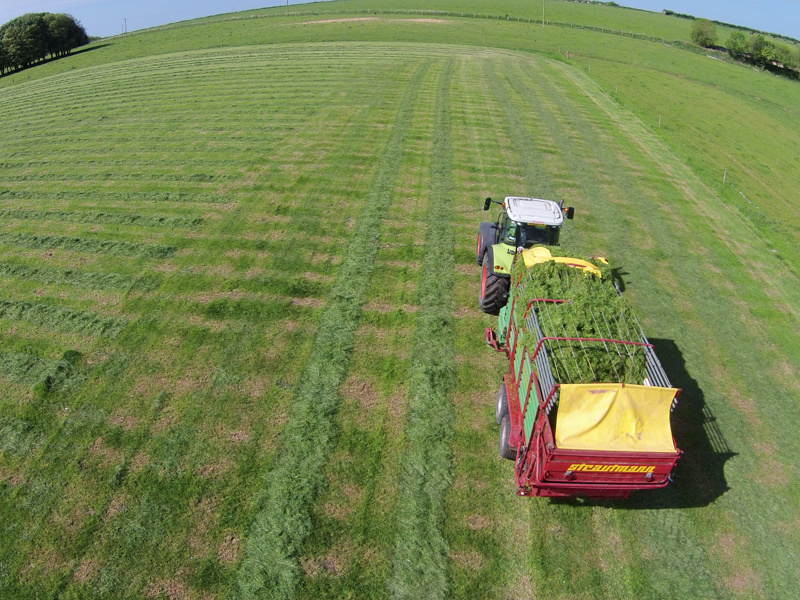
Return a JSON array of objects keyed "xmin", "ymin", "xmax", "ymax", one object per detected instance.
[
  {"xmin": 0, "ymin": 0, "xmax": 292, "ymax": 37},
  {"xmin": 615, "ymin": 0, "xmax": 800, "ymax": 40},
  {"xmin": 0, "ymin": 0, "xmax": 798, "ymax": 40}
]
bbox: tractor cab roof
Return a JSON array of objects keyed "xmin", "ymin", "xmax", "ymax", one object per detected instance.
[{"xmin": 504, "ymin": 197, "xmax": 564, "ymax": 227}]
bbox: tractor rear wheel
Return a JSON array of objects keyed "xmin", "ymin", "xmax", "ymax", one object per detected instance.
[
  {"xmin": 479, "ymin": 248, "xmax": 509, "ymax": 315},
  {"xmin": 499, "ymin": 414, "xmax": 516, "ymax": 460},
  {"xmin": 495, "ymin": 382, "xmax": 508, "ymax": 425}
]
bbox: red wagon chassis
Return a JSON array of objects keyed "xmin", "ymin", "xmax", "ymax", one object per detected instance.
[{"xmin": 487, "ymin": 289, "xmax": 682, "ymax": 499}]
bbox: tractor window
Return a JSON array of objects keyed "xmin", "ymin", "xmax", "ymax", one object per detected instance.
[
  {"xmin": 519, "ymin": 225, "xmax": 561, "ymax": 247},
  {"xmin": 497, "ymin": 213, "xmax": 511, "ymax": 243},
  {"xmin": 504, "ymin": 222, "xmax": 519, "ymax": 245}
]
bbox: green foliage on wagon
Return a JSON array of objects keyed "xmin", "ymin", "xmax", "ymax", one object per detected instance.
[{"xmin": 510, "ymin": 251, "xmax": 648, "ymax": 384}]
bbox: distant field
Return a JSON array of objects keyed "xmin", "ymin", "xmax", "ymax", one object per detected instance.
[{"xmin": 1, "ymin": 3, "xmax": 800, "ymax": 599}]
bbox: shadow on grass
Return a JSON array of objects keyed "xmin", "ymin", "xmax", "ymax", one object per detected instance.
[
  {"xmin": 554, "ymin": 338, "xmax": 735, "ymax": 509},
  {"xmin": 0, "ymin": 43, "xmax": 113, "ymax": 79},
  {"xmin": 611, "ymin": 267, "xmax": 627, "ymax": 293}
]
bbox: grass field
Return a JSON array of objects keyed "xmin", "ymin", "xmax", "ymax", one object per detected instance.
[{"xmin": 1, "ymin": 1, "xmax": 800, "ymax": 599}]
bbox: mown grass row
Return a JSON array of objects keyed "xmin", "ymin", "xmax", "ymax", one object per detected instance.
[
  {"xmin": 442, "ymin": 55, "xmax": 522, "ymax": 599},
  {"xmin": 235, "ymin": 61, "xmax": 431, "ymax": 600},
  {"xmin": 387, "ymin": 60, "xmax": 457, "ymax": 600},
  {"xmin": 0, "ymin": 299, "xmax": 126, "ymax": 338},
  {"xmin": 1, "ymin": 172, "xmax": 235, "ymax": 183},
  {"xmin": 482, "ymin": 59, "xmax": 558, "ymax": 200},
  {"xmin": 0, "ymin": 262, "xmax": 156, "ymax": 292},
  {"xmin": 0, "ymin": 189, "xmax": 229, "ymax": 205},
  {"xmin": 0, "ymin": 233, "xmax": 176, "ymax": 258},
  {"xmin": 0, "ymin": 350, "xmax": 84, "ymax": 396},
  {"xmin": 479, "ymin": 55, "xmax": 619, "ymax": 597},
  {"xmin": 0, "ymin": 209, "xmax": 202, "ymax": 228}
]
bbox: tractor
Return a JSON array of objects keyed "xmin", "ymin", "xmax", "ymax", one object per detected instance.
[{"xmin": 476, "ymin": 197, "xmax": 574, "ymax": 314}]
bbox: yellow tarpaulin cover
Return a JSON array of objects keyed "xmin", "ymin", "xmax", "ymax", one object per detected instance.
[
  {"xmin": 555, "ymin": 383, "xmax": 678, "ymax": 452},
  {"xmin": 521, "ymin": 246, "xmax": 604, "ymax": 278}
]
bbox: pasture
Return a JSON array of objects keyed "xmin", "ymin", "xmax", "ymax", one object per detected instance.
[{"xmin": 1, "ymin": 2, "xmax": 799, "ymax": 599}]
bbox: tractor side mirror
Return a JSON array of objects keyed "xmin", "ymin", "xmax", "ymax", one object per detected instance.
[
  {"xmin": 565, "ymin": 206, "xmax": 575, "ymax": 220},
  {"xmin": 483, "ymin": 197, "xmax": 492, "ymax": 211}
]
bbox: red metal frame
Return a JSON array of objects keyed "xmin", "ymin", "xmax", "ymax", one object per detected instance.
[
  {"xmin": 522, "ymin": 298, "xmax": 568, "ymax": 320},
  {"xmin": 496, "ymin": 329, "xmax": 680, "ymax": 498}
]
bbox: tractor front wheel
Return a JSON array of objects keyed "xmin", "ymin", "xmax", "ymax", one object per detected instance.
[{"xmin": 479, "ymin": 248, "xmax": 509, "ymax": 315}]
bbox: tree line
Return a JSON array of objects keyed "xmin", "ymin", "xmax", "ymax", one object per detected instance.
[
  {"xmin": 0, "ymin": 13, "xmax": 89, "ymax": 76},
  {"xmin": 691, "ymin": 18, "xmax": 800, "ymax": 78}
]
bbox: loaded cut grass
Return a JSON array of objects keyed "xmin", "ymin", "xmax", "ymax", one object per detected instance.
[{"xmin": 511, "ymin": 250, "xmax": 647, "ymax": 384}]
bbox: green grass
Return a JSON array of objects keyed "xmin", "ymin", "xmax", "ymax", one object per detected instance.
[
  {"xmin": 0, "ymin": 2, "xmax": 799, "ymax": 599},
  {"xmin": 235, "ymin": 58, "xmax": 432, "ymax": 600},
  {"xmin": 388, "ymin": 58, "xmax": 457, "ymax": 600}
]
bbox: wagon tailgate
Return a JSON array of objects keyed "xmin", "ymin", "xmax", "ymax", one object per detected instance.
[{"xmin": 544, "ymin": 450, "xmax": 679, "ymax": 486}]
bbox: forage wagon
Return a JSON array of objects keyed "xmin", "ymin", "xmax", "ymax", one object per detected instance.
[{"xmin": 479, "ymin": 198, "xmax": 681, "ymax": 498}]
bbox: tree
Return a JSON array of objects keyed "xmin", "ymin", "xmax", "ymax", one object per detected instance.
[
  {"xmin": 0, "ymin": 38, "xmax": 7, "ymax": 75},
  {"xmin": 727, "ymin": 31, "xmax": 748, "ymax": 60},
  {"xmin": 0, "ymin": 13, "xmax": 48, "ymax": 68},
  {"xmin": 750, "ymin": 34, "xmax": 774, "ymax": 66},
  {"xmin": 690, "ymin": 18, "xmax": 717, "ymax": 48},
  {"xmin": 773, "ymin": 42, "xmax": 796, "ymax": 68},
  {"xmin": 65, "ymin": 15, "xmax": 89, "ymax": 52},
  {"xmin": 0, "ymin": 12, "xmax": 88, "ymax": 75}
]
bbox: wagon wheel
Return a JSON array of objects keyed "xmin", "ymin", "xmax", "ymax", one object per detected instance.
[
  {"xmin": 495, "ymin": 381, "xmax": 508, "ymax": 425},
  {"xmin": 498, "ymin": 414, "xmax": 517, "ymax": 460}
]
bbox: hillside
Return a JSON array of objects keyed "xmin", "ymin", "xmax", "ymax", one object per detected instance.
[{"xmin": 1, "ymin": 2, "xmax": 799, "ymax": 599}]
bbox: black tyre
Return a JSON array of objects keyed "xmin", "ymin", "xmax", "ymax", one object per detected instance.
[
  {"xmin": 495, "ymin": 382, "xmax": 508, "ymax": 425},
  {"xmin": 499, "ymin": 414, "xmax": 517, "ymax": 460},
  {"xmin": 476, "ymin": 222, "xmax": 494, "ymax": 266},
  {"xmin": 479, "ymin": 248, "xmax": 510, "ymax": 315}
]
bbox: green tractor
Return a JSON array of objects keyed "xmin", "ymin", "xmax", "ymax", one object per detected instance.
[{"xmin": 476, "ymin": 196, "xmax": 574, "ymax": 314}]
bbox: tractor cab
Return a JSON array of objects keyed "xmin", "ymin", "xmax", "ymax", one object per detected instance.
[
  {"xmin": 489, "ymin": 196, "xmax": 572, "ymax": 249},
  {"xmin": 477, "ymin": 196, "xmax": 575, "ymax": 315}
]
